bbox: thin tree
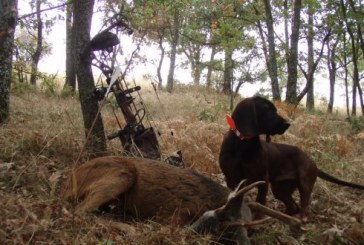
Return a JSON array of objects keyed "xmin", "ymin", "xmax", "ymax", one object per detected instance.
[
  {"xmin": 348, "ymin": 0, "xmax": 364, "ymax": 115},
  {"xmin": 64, "ymin": 1, "xmax": 76, "ymax": 91},
  {"xmin": 348, "ymin": 0, "xmax": 364, "ymax": 60},
  {"xmin": 297, "ymin": 32, "xmax": 330, "ymax": 107},
  {"xmin": 182, "ymin": 42, "xmax": 203, "ymax": 86},
  {"xmin": 0, "ymin": 0, "xmax": 18, "ymax": 124},
  {"xmin": 206, "ymin": 44, "xmax": 216, "ymax": 89},
  {"xmin": 30, "ymin": 0, "xmax": 43, "ymax": 85},
  {"xmin": 340, "ymin": 0, "xmax": 362, "ymax": 116},
  {"xmin": 222, "ymin": 48, "xmax": 233, "ymax": 95},
  {"xmin": 326, "ymin": 34, "xmax": 340, "ymax": 114},
  {"xmin": 157, "ymin": 34, "xmax": 165, "ymax": 89},
  {"xmin": 72, "ymin": 0, "xmax": 106, "ymax": 155},
  {"xmin": 342, "ymin": 33, "xmax": 350, "ymax": 117},
  {"xmin": 166, "ymin": 8, "xmax": 180, "ymax": 93},
  {"xmin": 285, "ymin": 0, "xmax": 302, "ymax": 104},
  {"xmin": 305, "ymin": 2, "xmax": 315, "ymax": 110},
  {"xmin": 206, "ymin": 19, "xmax": 218, "ymax": 89},
  {"xmin": 261, "ymin": 0, "xmax": 281, "ymax": 101}
]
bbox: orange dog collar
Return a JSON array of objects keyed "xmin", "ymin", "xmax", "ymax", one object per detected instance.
[{"xmin": 226, "ymin": 114, "xmax": 255, "ymax": 140}]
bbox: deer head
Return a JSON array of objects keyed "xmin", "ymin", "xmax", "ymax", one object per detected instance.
[{"xmin": 189, "ymin": 180, "xmax": 301, "ymax": 245}]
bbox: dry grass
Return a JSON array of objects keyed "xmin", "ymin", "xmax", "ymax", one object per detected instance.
[{"xmin": 1, "ymin": 85, "xmax": 363, "ymax": 244}]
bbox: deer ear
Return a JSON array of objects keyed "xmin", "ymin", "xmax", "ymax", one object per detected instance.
[{"xmin": 231, "ymin": 98, "xmax": 259, "ymax": 136}]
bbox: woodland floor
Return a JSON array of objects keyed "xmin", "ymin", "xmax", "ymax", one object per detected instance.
[{"xmin": 1, "ymin": 84, "xmax": 364, "ymax": 245}]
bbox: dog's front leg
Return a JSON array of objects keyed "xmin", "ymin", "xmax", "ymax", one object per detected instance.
[{"xmin": 253, "ymin": 182, "xmax": 268, "ymax": 219}]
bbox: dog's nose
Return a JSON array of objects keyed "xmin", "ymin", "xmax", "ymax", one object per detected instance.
[
  {"xmin": 277, "ymin": 121, "xmax": 290, "ymax": 134},
  {"xmin": 283, "ymin": 122, "xmax": 290, "ymax": 130}
]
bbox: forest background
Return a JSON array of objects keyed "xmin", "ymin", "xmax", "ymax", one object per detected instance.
[{"xmin": 0, "ymin": 0, "xmax": 364, "ymax": 244}]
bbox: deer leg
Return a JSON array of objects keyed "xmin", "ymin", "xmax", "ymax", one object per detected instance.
[{"xmin": 75, "ymin": 172, "xmax": 135, "ymax": 213}]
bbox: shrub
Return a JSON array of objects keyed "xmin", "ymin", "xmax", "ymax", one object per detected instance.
[
  {"xmin": 40, "ymin": 73, "xmax": 58, "ymax": 95},
  {"xmin": 11, "ymin": 81, "xmax": 33, "ymax": 94},
  {"xmin": 60, "ymin": 84, "xmax": 75, "ymax": 98},
  {"xmin": 198, "ymin": 99, "xmax": 230, "ymax": 122},
  {"xmin": 347, "ymin": 116, "xmax": 364, "ymax": 132}
]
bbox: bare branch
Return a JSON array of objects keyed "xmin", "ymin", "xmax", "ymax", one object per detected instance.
[{"xmin": 18, "ymin": 1, "xmax": 73, "ymax": 20}]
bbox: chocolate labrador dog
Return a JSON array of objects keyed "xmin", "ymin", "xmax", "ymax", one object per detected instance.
[{"xmin": 219, "ymin": 96, "xmax": 364, "ymax": 221}]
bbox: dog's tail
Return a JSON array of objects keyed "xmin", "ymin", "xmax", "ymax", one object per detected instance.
[{"xmin": 318, "ymin": 170, "xmax": 364, "ymax": 190}]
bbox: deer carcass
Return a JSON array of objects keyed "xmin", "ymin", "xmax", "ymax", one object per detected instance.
[{"xmin": 62, "ymin": 156, "xmax": 300, "ymax": 244}]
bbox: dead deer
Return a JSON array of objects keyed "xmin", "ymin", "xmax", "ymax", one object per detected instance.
[
  {"xmin": 190, "ymin": 180, "xmax": 301, "ymax": 244},
  {"xmin": 62, "ymin": 156, "xmax": 300, "ymax": 244}
]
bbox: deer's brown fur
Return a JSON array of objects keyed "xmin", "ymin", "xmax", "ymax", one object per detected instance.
[
  {"xmin": 63, "ymin": 156, "xmax": 302, "ymax": 245},
  {"xmin": 62, "ymin": 156, "xmax": 229, "ymax": 225}
]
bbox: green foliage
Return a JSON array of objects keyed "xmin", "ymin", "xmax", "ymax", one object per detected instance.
[
  {"xmin": 61, "ymin": 84, "xmax": 75, "ymax": 98},
  {"xmin": 347, "ymin": 116, "xmax": 364, "ymax": 132},
  {"xmin": 40, "ymin": 73, "xmax": 58, "ymax": 95},
  {"xmin": 11, "ymin": 81, "xmax": 33, "ymax": 94},
  {"xmin": 198, "ymin": 99, "xmax": 229, "ymax": 122},
  {"xmin": 14, "ymin": 28, "xmax": 52, "ymax": 63},
  {"xmin": 198, "ymin": 108, "xmax": 216, "ymax": 122}
]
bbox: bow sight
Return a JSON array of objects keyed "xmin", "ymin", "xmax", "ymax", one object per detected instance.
[{"xmin": 88, "ymin": 15, "xmax": 161, "ymax": 160}]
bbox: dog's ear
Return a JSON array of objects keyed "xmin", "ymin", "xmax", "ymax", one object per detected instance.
[{"xmin": 231, "ymin": 98, "xmax": 259, "ymax": 136}]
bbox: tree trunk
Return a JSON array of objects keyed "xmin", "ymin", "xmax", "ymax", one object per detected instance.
[
  {"xmin": 0, "ymin": 0, "xmax": 18, "ymax": 124},
  {"xmin": 340, "ymin": 0, "xmax": 359, "ymax": 116},
  {"xmin": 347, "ymin": 29, "xmax": 358, "ymax": 115},
  {"xmin": 190, "ymin": 45, "xmax": 202, "ymax": 86},
  {"xmin": 327, "ymin": 37, "xmax": 339, "ymax": 114},
  {"xmin": 222, "ymin": 48, "xmax": 233, "ymax": 95},
  {"xmin": 72, "ymin": 0, "xmax": 106, "ymax": 155},
  {"xmin": 30, "ymin": 0, "xmax": 42, "ymax": 86},
  {"xmin": 157, "ymin": 35, "xmax": 164, "ymax": 89},
  {"xmin": 296, "ymin": 30, "xmax": 328, "ymax": 106},
  {"xmin": 64, "ymin": 2, "xmax": 76, "ymax": 91},
  {"xmin": 348, "ymin": 0, "xmax": 364, "ymax": 56},
  {"xmin": 285, "ymin": 0, "xmax": 302, "ymax": 104},
  {"xmin": 283, "ymin": 0, "xmax": 289, "ymax": 63},
  {"xmin": 305, "ymin": 3, "xmax": 314, "ymax": 110},
  {"xmin": 166, "ymin": 8, "xmax": 180, "ymax": 93},
  {"xmin": 348, "ymin": 1, "xmax": 364, "ymax": 115},
  {"xmin": 206, "ymin": 44, "xmax": 216, "ymax": 89},
  {"xmin": 262, "ymin": 0, "xmax": 281, "ymax": 101},
  {"xmin": 341, "ymin": 33, "xmax": 350, "ymax": 117},
  {"xmin": 358, "ymin": 82, "xmax": 364, "ymax": 116}
]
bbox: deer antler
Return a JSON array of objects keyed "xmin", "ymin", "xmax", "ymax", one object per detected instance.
[
  {"xmin": 247, "ymin": 202, "xmax": 301, "ymax": 228},
  {"xmin": 227, "ymin": 217, "xmax": 272, "ymax": 228},
  {"xmin": 226, "ymin": 203, "xmax": 301, "ymax": 230},
  {"xmin": 234, "ymin": 181, "xmax": 266, "ymax": 198},
  {"xmin": 221, "ymin": 180, "xmax": 266, "ymax": 216}
]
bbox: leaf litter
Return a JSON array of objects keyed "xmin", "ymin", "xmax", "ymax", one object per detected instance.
[{"xmin": 0, "ymin": 90, "xmax": 363, "ymax": 244}]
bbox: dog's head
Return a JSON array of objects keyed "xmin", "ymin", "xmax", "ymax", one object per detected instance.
[{"xmin": 231, "ymin": 96, "xmax": 290, "ymax": 136}]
